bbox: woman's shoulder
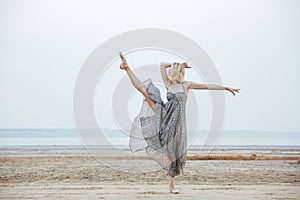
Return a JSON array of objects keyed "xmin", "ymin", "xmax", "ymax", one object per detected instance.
[
  {"xmin": 182, "ymin": 80, "xmax": 192, "ymax": 87},
  {"xmin": 169, "ymin": 80, "xmax": 192, "ymax": 88}
]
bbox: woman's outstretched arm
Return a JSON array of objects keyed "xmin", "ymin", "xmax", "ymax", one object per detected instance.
[
  {"xmin": 187, "ymin": 81, "xmax": 240, "ymax": 96},
  {"xmin": 160, "ymin": 62, "xmax": 172, "ymax": 88}
]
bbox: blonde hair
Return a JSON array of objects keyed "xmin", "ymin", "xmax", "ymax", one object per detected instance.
[{"xmin": 168, "ymin": 62, "xmax": 185, "ymax": 83}]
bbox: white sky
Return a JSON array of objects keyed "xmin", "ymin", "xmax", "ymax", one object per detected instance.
[{"xmin": 0, "ymin": 0, "xmax": 299, "ymax": 132}]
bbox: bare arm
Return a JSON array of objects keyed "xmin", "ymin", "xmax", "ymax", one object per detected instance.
[
  {"xmin": 187, "ymin": 81, "xmax": 240, "ymax": 96},
  {"xmin": 160, "ymin": 62, "xmax": 172, "ymax": 88}
]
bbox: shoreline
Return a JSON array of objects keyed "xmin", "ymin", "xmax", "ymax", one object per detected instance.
[{"xmin": 1, "ymin": 154, "xmax": 300, "ymax": 161}]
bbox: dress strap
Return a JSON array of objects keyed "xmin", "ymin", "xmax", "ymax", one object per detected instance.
[
  {"xmin": 166, "ymin": 81, "xmax": 186, "ymax": 94},
  {"xmin": 181, "ymin": 82, "xmax": 185, "ymax": 92},
  {"xmin": 166, "ymin": 81, "xmax": 171, "ymax": 90}
]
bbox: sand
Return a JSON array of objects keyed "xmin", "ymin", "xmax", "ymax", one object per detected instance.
[{"xmin": 1, "ymin": 153, "xmax": 300, "ymax": 199}]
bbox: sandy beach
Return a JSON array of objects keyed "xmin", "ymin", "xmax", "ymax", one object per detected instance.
[
  {"xmin": 0, "ymin": 146, "xmax": 300, "ymax": 199},
  {"xmin": 1, "ymin": 0, "xmax": 300, "ymax": 199}
]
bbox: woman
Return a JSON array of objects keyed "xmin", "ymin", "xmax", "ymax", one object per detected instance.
[{"xmin": 119, "ymin": 52, "xmax": 240, "ymax": 194}]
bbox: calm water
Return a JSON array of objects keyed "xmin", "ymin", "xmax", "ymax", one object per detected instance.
[
  {"xmin": 0, "ymin": 129, "xmax": 299, "ymax": 146},
  {"xmin": 0, "ymin": 129, "xmax": 300, "ymax": 146},
  {"xmin": 0, "ymin": 129, "xmax": 300, "ymax": 156}
]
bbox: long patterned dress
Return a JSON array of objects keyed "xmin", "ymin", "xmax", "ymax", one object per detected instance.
[{"xmin": 129, "ymin": 78, "xmax": 187, "ymax": 177}]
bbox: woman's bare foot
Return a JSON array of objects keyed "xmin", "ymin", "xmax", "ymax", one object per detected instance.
[
  {"xmin": 169, "ymin": 185, "xmax": 179, "ymax": 194},
  {"xmin": 169, "ymin": 175, "xmax": 179, "ymax": 193},
  {"xmin": 119, "ymin": 52, "xmax": 129, "ymax": 70}
]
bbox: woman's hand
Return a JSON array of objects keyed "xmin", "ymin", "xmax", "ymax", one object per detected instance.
[
  {"xmin": 160, "ymin": 62, "xmax": 172, "ymax": 68},
  {"xmin": 226, "ymin": 87, "xmax": 240, "ymax": 96},
  {"xmin": 183, "ymin": 62, "xmax": 191, "ymax": 68}
]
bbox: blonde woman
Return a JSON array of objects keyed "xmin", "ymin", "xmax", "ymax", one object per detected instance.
[{"xmin": 119, "ymin": 52, "xmax": 240, "ymax": 194}]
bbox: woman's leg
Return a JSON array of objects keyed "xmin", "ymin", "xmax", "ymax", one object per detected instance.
[
  {"xmin": 167, "ymin": 155, "xmax": 175, "ymax": 189},
  {"xmin": 119, "ymin": 52, "xmax": 156, "ymax": 112},
  {"xmin": 169, "ymin": 175, "xmax": 175, "ymax": 189}
]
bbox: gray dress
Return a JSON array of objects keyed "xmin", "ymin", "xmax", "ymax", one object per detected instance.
[{"xmin": 129, "ymin": 78, "xmax": 187, "ymax": 177}]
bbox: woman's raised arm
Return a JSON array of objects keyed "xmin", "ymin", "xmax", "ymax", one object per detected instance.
[
  {"xmin": 187, "ymin": 81, "xmax": 240, "ymax": 96},
  {"xmin": 160, "ymin": 62, "xmax": 172, "ymax": 88}
]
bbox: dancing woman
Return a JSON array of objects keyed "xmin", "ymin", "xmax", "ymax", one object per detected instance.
[{"xmin": 119, "ymin": 52, "xmax": 240, "ymax": 194}]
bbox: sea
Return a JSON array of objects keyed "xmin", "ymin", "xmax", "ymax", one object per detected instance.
[{"xmin": 0, "ymin": 129, "xmax": 299, "ymax": 156}]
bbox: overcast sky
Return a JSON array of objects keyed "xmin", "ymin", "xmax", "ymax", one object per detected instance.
[{"xmin": 0, "ymin": 0, "xmax": 299, "ymax": 132}]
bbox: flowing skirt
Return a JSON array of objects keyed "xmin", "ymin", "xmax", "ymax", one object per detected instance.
[{"xmin": 129, "ymin": 79, "xmax": 187, "ymax": 177}]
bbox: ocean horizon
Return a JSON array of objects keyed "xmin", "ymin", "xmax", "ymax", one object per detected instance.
[{"xmin": 0, "ymin": 128, "xmax": 299, "ymax": 146}]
